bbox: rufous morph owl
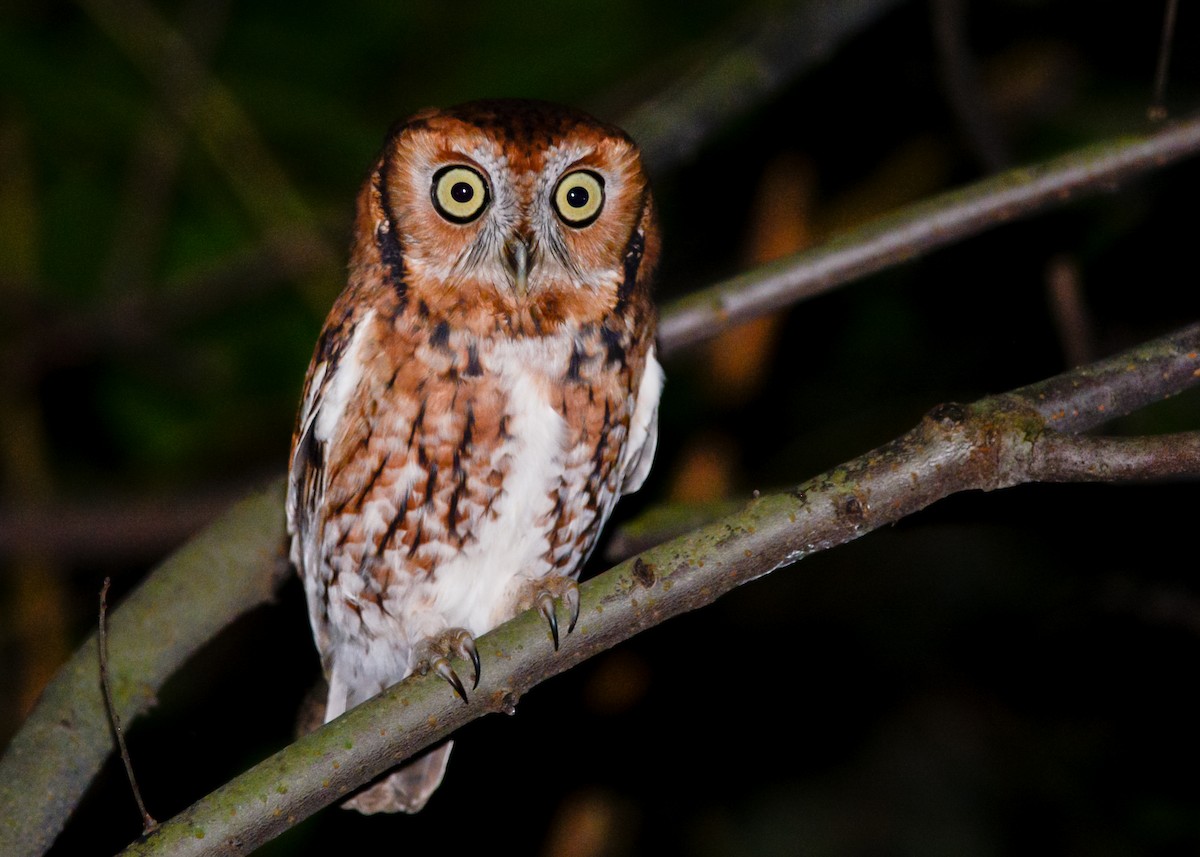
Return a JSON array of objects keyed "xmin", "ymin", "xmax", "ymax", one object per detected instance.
[{"xmin": 286, "ymin": 99, "xmax": 663, "ymax": 813}]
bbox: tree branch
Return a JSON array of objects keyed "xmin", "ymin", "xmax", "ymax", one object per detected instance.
[
  {"xmin": 113, "ymin": 323, "xmax": 1200, "ymax": 856},
  {"xmin": 1012, "ymin": 320, "xmax": 1200, "ymax": 433},
  {"xmin": 1025, "ymin": 432, "xmax": 1200, "ymax": 482},
  {"xmin": 0, "ymin": 484, "xmax": 288, "ymax": 857},
  {"xmin": 4, "ymin": 113, "xmax": 1200, "ymax": 854},
  {"xmin": 5, "ymin": 232, "xmax": 333, "ymax": 382},
  {"xmin": 0, "ymin": 480, "xmax": 260, "ymax": 563},
  {"xmin": 658, "ymin": 113, "xmax": 1200, "ymax": 355}
]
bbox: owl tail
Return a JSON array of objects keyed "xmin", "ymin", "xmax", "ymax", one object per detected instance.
[
  {"xmin": 322, "ymin": 662, "xmax": 453, "ymax": 813},
  {"xmin": 342, "ymin": 741, "xmax": 454, "ymax": 814}
]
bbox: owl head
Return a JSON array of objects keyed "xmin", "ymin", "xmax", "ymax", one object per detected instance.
[{"xmin": 349, "ymin": 99, "xmax": 659, "ymax": 334}]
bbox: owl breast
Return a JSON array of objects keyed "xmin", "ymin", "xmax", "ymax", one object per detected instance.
[{"xmin": 302, "ymin": 304, "xmax": 653, "ymax": 707}]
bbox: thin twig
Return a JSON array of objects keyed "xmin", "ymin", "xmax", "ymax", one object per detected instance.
[
  {"xmin": 1045, "ymin": 254, "xmax": 1096, "ymax": 367},
  {"xmin": 5, "ymin": 233, "xmax": 327, "ymax": 381},
  {"xmin": 99, "ymin": 578, "xmax": 158, "ymax": 835},
  {"xmin": 0, "ymin": 480, "xmax": 264, "ymax": 562},
  {"xmin": 97, "ymin": 0, "xmax": 234, "ymax": 298},
  {"xmin": 930, "ymin": 0, "xmax": 1011, "ymax": 170},
  {"xmin": 1149, "ymin": 0, "xmax": 1179, "ymax": 121}
]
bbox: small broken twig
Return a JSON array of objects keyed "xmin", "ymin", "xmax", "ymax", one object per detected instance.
[
  {"xmin": 99, "ymin": 577, "xmax": 158, "ymax": 835},
  {"xmin": 1149, "ymin": 0, "xmax": 1179, "ymax": 121}
]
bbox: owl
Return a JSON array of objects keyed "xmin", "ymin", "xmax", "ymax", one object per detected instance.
[{"xmin": 286, "ymin": 99, "xmax": 663, "ymax": 814}]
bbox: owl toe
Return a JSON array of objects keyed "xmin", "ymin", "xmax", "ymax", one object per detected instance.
[
  {"xmin": 525, "ymin": 576, "xmax": 581, "ymax": 651},
  {"xmin": 415, "ymin": 628, "xmax": 479, "ymax": 704}
]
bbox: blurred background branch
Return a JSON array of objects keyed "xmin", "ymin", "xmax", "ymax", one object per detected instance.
[
  {"xmin": 614, "ymin": 0, "xmax": 907, "ymax": 174},
  {"xmin": 657, "ymin": 113, "xmax": 1200, "ymax": 355},
  {"xmin": 75, "ymin": 0, "xmax": 338, "ymax": 264}
]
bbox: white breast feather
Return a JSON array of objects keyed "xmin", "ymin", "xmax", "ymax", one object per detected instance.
[{"xmin": 418, "ymin": 339, "xmax": 568, "ymax": 637}]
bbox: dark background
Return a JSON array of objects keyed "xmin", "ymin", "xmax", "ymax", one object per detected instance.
[{"xmin": 2, "ymin": 1, "xmax": 1199, "ymax": 854}]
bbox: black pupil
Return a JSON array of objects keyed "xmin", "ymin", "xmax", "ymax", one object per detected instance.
[
  {"xmin": 450, "ymin": 181, "xmax": 474, "ymax": 203},
  {"xmin": 566, "ymin": 185, "xmax": 590, "ymax": 208}
]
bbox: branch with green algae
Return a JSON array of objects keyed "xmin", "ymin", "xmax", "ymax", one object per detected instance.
[{"xmin": 108, "ymin": 322, "xmax": 1200, "ymax": 857}]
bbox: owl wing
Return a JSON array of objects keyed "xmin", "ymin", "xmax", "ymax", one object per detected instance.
[
  {"xmin": 286, "ymin": 308, "xmax": 375, "ymax": 666},
  {"xmin": 287, "ymin": 359, "xmax": 325, "ymax": 557},
  {"xmin": 286, "ymin": 313, "xmax": 457, "ymax": 814},
  {"xmin": 618, "ymin": 346, "xmax": 665, "ymax": 495}
]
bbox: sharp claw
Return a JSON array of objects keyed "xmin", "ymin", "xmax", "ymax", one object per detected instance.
[
  {"xmin": 460, "ymin": 635, "xmax": 481, "ymax": 689},
  {"xmin": 564, "ymin": 581, "xmax": 580, "ymax": 635},
  {"xmin": 537, "ymin": 591, "xmax": 560, "ymax": 650},
  {"xmin": 433, "ymin": 657, "xmax": 468, "ymax": 704}
]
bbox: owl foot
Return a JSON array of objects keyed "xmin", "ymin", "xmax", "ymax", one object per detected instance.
[
  {"xmin": 522, "ymin": 576, "xmax": 581, "ymax": 651},
  {"xmin": 414, "ymin": 629, "xmax": 479, "ymax": 704}
]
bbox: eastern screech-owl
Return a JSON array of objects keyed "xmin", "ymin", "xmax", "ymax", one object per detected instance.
[{"xmin": 286, "ymin": 99, "xmax": 663, "ymax": 814}]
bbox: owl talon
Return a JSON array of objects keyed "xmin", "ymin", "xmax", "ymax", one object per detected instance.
[
  {"xmin": 415, "ymin": 628, "xmax": 478, "ymax": 703},
  {"xmin": 531, "ymin": 578, "xmax": 581, "ymax": 650},
  {"xmin": 563, "ymin": 580, "xmax": 580, "ymax": 635},
  {"xmin": 536, "ymin": 591, "xmax": 560, "ymax": 650},
  {"xmin": 432, "ymin": 657, "xmax": 469, "ymax": 704},
  {"xmin": 458, "ymin": 634, "xmax": 481, "ymax": 690}
]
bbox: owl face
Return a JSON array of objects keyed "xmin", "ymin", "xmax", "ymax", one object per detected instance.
[{"xmin": 369, "ymin": 100, "xmax": 656, "ymax": 330}]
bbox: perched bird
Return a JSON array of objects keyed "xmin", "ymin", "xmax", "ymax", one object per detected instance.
[{"xmin": 286, "ymin": 99, "xmax": 663, "ymax": 813}]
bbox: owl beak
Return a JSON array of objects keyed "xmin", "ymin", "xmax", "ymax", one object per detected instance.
[{"xmin": 504, "ymin": 237, "xmax": 530, "ymax": 297}]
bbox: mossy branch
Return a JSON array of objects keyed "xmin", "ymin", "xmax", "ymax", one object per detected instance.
[{"xmin": 113, "ymin": 323, "xmax": 1200, "ymax": 856}]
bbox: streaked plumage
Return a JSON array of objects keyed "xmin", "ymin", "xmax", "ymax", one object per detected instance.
[{"xmin": 286, "ymin": 99, "xmax": 662, "ymax": 813}]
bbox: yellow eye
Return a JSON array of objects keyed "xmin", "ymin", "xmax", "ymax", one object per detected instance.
[
  {"xmin": 431, "ymin": 165, "xmax": 489, "ymax": 223},
  {"xmin": 553, "ymin": 170, "xmax": 604, "ymax": 226}
]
